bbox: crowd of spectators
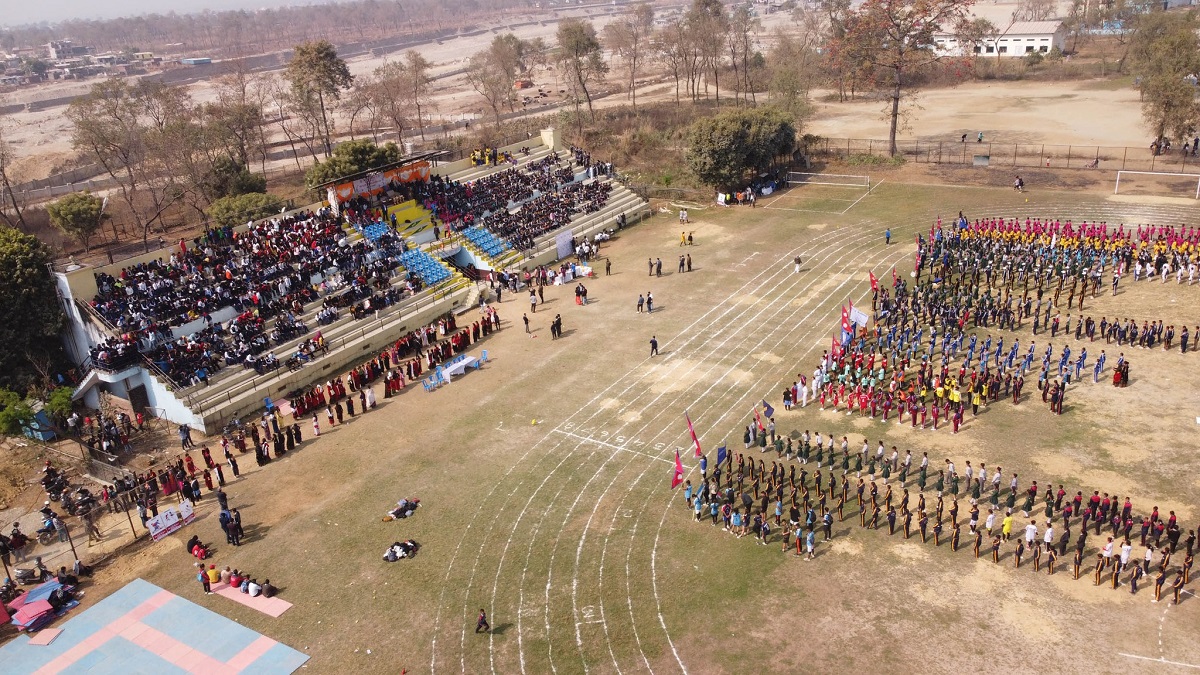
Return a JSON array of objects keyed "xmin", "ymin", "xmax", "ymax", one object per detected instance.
[{"xmin": 83, "ymin": 144, "xmax": 614, "ymax": 389}]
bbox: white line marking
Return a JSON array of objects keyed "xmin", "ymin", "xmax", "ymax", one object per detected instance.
[
  {"xmin": 552, "ymin": 430, "xmax": 676, "ymax": 464},
  {"xmin": 1118, "ymin": 653, "xmax": 1200, "ymax": 670},
  {"xmin": 841, "ymin": 179, "xmax": 885, "ymax": 215}
]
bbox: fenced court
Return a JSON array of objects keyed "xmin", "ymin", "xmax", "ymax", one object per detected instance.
[{"xmin": 764, "ymin": 172, "xmax": 877, "ymax": 214}]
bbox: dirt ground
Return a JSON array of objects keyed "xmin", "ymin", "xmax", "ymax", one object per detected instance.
[
  {"xmin": 13, "ymin": 180, "xmax": 1197, "ymax": 673},
  {"xmin": 0, "ymin": 0, "xmax": 1137, "ymax": 184}
]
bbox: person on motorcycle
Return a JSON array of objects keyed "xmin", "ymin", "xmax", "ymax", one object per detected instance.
[{"xmin": 9, "ymin": 524, "xmax": 28, "ymax": 562}]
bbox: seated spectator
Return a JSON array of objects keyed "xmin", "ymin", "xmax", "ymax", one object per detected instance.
[
  {"xmin": 261, "ymin": 578, "xmax": 276, "ymax": 598},
  {"xmin": 247, "ymin": 578, "xmax": 262, "ymax": 597}
]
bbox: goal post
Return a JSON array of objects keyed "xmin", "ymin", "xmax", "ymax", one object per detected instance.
[
  {"xmin": 1114, "ymin": 170, "xmax": 1200, "ymax": 199},
  {"xmin": 787, "ymin": 172, "xmax": 871, "ymax": 188}
]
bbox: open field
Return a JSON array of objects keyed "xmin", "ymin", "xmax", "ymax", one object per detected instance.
[{"xmin": 57, "ymin": 180, "xmax": 1200, "ymax": 674}]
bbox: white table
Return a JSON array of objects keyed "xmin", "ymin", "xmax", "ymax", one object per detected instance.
[{"xmin": 443, "ymin": 356, "xmax": 478, "ymax": 379}]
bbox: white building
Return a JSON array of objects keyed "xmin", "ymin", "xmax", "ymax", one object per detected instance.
[{"xmin": 935, "ymin": 20, "xmax": 1068, "ymax": 58}]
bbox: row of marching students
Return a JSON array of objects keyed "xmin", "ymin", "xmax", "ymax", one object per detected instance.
[{"xmin": 289, "ymin": 309, "xmax": 503, "ymax": 416}]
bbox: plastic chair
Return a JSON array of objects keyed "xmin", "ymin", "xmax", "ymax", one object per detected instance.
[
  {"xmin": 263, "ymin": 396, "xmax": 274, "ymax": 412},
  {"xmin": 481, "ymin": 350, "xmax": 489, "ymax": 363},
  {"xmin": 422, "ymin": 379, "xmax": 432, "ymax": 392}
]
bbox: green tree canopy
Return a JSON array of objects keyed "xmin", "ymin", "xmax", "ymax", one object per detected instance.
[
  {"xmin": 206, "ymin": 192, "xmax": 285, "ymax": 229},
  {"xmin": 686, "ymin": 107, "xmax": 798, "ymax": 190},
  {"xmin": 204, "ymin": 156, "xmax": 267, "ymax": 199},
  {"xmin": 0, "ymin": 388, "xmax": 34, "ymax": 436},
  {"xmin": 287, "ymin": 40, "xmax": 354, "ymax": 157},
  {"xmin": 47, "ymin": 191, "xmax": 106, "ymax": 252},
  {"xmin": 1129, "ymin": 10, "xmax": 1200, "ymax": 143},
  {"xmin": 0, "ymin": 226, "xmax": 64, "ymax": 393},
  {"xmin": 304, "ymin": 139, "xmax": 404, "ymax": 189}
]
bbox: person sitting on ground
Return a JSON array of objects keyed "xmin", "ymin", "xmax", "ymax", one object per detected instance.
[
  {"xmin": 239, "ymin": 575, "xmax": 251, "ymax": 593},
  {"xmin": 247, "ymin": 578, "xmax": 262, "ymax": 597},
  {"xmin": 220, "ymin": 566, "xmax": 232, "ymax": 585},
  {"xmin": 206, "ymin": 564, "xmax": 220, "ymax": 586},
  {"xmin": 55, "ymin": 566, "xmax": 79, "ymax": 587},
  {"xmin": 185, "ymin": 535, "xmax": 209, "ymax": 560},
  {"xmin": 229, "ymin": 569, "xmax": 243, "ymax": 589},
  {"xmin": 261, "ymin": 578, "xmax": 276, "ymax": 598},
  {"xmin": 383, "ymin": 539, "xmax": 420, "ymax": 561}
]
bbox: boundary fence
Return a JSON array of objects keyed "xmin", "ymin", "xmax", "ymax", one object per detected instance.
[{"xmin": 808, "ymin": 137, "xmax": 1200, "ymax": 174}]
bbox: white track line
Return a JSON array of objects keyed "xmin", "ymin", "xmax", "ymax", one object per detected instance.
[
  {"xmin": 441, "ymin": 232, "xmax": 842, "ymax": 674},
  {"xmin": 432, "ymin": 273, "xmax": 766, "ymax": 674},
  {"xmin": 552, "ymin": 430, "xmax": 675, "ymax": 464},
  {"xmin": 572, "ymin": 242, "xmax": 906, "ymax": 673},
  {"xmin": 599, "ymin": 246, "xmax": 913, "ymax": 674},
  {"xmin": 524, "ymin": 231, "xmax": 869, "ymax": 673}
]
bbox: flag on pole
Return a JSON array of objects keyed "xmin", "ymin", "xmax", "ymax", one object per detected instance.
[
  {"xmin": 671, "ymin": 450, "xmax": 684, "ymax": 489},
  {"xmin": 869, "ymin": 270, "xmax": 878, "ymax": 292},
  {"xmin": 752, "ymin": 406, "xmax": 765, "ymax": 432},
  {"xmin": 716, "ymin": 444, "xmax": 728, "ymax": 467},
  {"xmin": 840, "ymin": 304, "xmax": 853, "ymax": 335},
  {"xmin": 891, "ymin": 266, "xmax": 898, "ymax": 286},
  {"xmin": 832, "ymin": 335, "xmax": 842, "ymax": 358},
  {"xmin": 761, "ymin": 399, "xmax": 775, "ymax": 419},
  {"xmin": 685, "ymin": 411, "xmax": 702, "ymax": 458}
]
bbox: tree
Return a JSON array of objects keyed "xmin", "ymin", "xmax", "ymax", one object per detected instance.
[
  {"xmin": 767, "ymin": 30, "xmax": 819, "ymax": 115},
  {"xmin": 67, "ymin": 79, "xmax": 189, "ymax": 251},
  {"xmin": 727, "ymin": 5, "xmax": 761, "ymax": 104},
  {"xmin": 1015, "ymin": 0, "xmax": 1056, "ymax": 21},
  {"xmin": 686, "ymin": 107, "xmax": 798, "ymax": 189},
  {"xmin": 0, "ymin": 226, "xmax": 64, "ymax": 393},
  {"xmin": 603, "ymin": 3, "xmax": 655, "ymax": 110},
  {"xmin": 955, "ymin": 17, "xmax": 998, "ymax": 69},
  {"xmin": 1129, "ymin": 10, "xmax": 1200, "ymax": 144},
  {"xmin": 286, "ymin": 40, "xmax": 354, "ymax": 157},
  {"xmin": 402, "ymin": 51, "xmax": 433, "ymax": 139},
  {"xmin": 0, "ymin": 389, "xmax": 34, "ymax": 436},
  {"xmin": 48, "ymin": 191, "xmax": 107, "ymax": 252},
  {"xmin": 204, "ymin": 156, "xmax": 267, "ymax": 199},
  {"xmin": 206, "ymin": 192, "xmax": 284, "ymax": 228},
  {"xmin": 0, "ymin": 116, "xmax": 26, "ymax": 231},
  {"xmin": 690, "ymin": 0, "xmax": 730, "ymax": 103},
  {"xmin": 304, "ymin": 138, "xmax": 404, "ymax": 188},
  {"xmin": 556, "ymin": 19, "xmax": 608, "ymax": 122},
  {"xmin": 465, "ymin": 53, "xmax": 513, "ymax": 126},
  {"xmin": 832, "ymin": 0, "xmax": 975, "ymax": 156}
]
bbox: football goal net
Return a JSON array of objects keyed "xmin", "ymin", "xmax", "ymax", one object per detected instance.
[
  {"xmin": 787, "ymin": 172, "xmax": 871, "ymax": 188},
  {"xmin": 1114, "ymin": 171, "xmax": 1200, "ymax": 199}
]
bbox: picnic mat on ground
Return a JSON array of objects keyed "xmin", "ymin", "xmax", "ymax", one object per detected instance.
[{"xmin": 211, "ymin": 583, "xmax": 292, "ymax": 617}]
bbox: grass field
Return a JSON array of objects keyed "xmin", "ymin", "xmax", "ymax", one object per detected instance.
[{"xmin": 88, "ymin": 181, "xmax": 1200, "ymax": 674}]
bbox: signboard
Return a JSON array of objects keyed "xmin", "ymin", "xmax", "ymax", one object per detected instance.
[
  {"xmin": 849, "ymin": 306, "xmax": 870, "ymax": 328},
  {"xmin": 555, "ymin": 230, "xmax": 574, "ymax": 261},
  {"xmin": 147, "ymin": 499, "xmax": 197, "ymax": 542},
  {"xmin": 328, "ymin": 160, "xmax": 431, "ymax": 202}
]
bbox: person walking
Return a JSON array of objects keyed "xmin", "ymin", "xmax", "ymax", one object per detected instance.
[
  {"xmin": 885, "ymin": 228, "xmax": 891, "ymax": 245},
  {"xmin": 523, "ymin": 313, "xmax": 531, "ymax": 335},
  {"xmin": 650, "ymin": 336, "xmax": 659, "ymax": 357},
  {"xmin": 476, "ymin": 609, "xmax": 491, "ymax": 633}
]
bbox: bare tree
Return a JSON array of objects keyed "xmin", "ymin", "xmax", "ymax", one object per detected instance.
[
  {"xmin": 0, "ymin": 116, "xmax": 27, "ymax": 232},
  {"xmin": 466, "ymin": 53, "xmax": 513, "ymax": 126},
  {"xmin": 603, "ymin": 3, "xmax": 655, "ymax": 110}
]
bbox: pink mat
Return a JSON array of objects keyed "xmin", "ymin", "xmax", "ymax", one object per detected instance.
[
  {"xmin": 28, "ymin": 628, "xmax": 62, "ymax": 646},
  {"xmin": 210, "ymin": 583, "xmax": 292, "ymax": 617}
]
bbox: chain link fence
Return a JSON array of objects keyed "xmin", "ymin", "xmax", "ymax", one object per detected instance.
[{"xmin": 808, "ymin": 137, "xmax": 1200, "ymax": 174}]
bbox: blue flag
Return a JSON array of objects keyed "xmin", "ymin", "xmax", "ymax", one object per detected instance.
[
  {"xmin": 761, "ymin": 400, "xmax": 775, "ymax": 419},
  {"xmin": 716, "ymin": 445, "xmax": 728, "ymax": 467}
]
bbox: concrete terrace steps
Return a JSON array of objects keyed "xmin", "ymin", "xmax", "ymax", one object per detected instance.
[
  {"xmin": 444, "ymin": 144, "xmax": 554, "ymax": 184},
  {"xmin": 173, "ymin": 259, "xmax": 444, "ymax": 401},
  {"xmin": 191, "ymin": 280, "xmax": 473, "ymax": 429},
  {"xmin": 187, "ymin": 275, "xmax": 467, "ymax": 415}
]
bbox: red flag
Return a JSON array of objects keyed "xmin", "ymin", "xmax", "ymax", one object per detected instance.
[
  {"xmin": 832, "ymin": 335, "xmax": 842, "ymax": 358},
  {"xmin": 840, "ymin": 305, "xmax": 852, "ymax": 335},
  {"xmin": 869, "ymin": 270, "xmax": 878, "ymax": 292},
  {"xmin": 752, "ymin": 406, "xmax": 765, "ymax": 431},
  {"xmin": 891, "ymin": 266, "xmax": 898, "ymax": 285},
  {"xmin": 671, "ymin": 450, "xmax": 684, "ymax": 489},
  {"xmin": 685, "ymin": 411, "xmax": 702, "ymax": 458}
]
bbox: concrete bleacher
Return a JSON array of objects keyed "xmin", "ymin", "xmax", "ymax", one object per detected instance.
[{"xmin": 62, "ymin": 127, "xmax": 649, "ymax": 434}]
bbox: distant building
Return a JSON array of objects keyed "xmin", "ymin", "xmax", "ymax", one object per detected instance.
[
  {"xmin": 179, "ymin": 57, "xmax": 212, "ymax": 66},
  {"xmin": 934, "ymin": 20, "xmax": 1067, "ymax": 58},
  {"xmin": 46, "ymin": 40, "xmax": 91, "ymax": 60}
]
